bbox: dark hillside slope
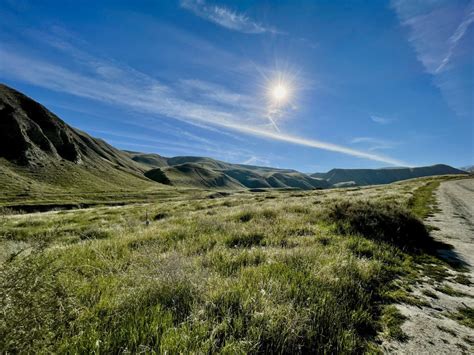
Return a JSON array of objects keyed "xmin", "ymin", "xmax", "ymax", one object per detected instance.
[
  {"xmin": 0, "ymin": 84, "xmax": 164, "ymax": 198},
  {"xmin": 0, "ymin": 84, "xmax": 147, "ymax": 173},
  {"xmin": 312, "ymin": 165, "xmax": 465, "ymax": 186}
]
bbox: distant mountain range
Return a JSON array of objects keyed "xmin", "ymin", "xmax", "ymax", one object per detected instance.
[
  {"xmin": 460, "ymin": 165, "xmax": 474, "ymax": 173},
  {"xmin": 311, "ymin": 165, "xmax": 465, "ymax": 187},
  {"xmin": 126, "ymin": 152, "xmax": 330, "ymax": 189},
  {"xmin": 0, "ymin": 83, "xmax": 467, "ymax": 195}
]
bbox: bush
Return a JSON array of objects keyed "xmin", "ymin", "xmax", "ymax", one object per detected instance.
[{"xmin": 324, "ymin": 200, "xmax": 431, "ymax": 250}]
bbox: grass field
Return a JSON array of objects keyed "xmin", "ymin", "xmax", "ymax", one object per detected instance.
[{"xmin": 0, "ymin": 176, "xmax": 464, "ymax": 353}]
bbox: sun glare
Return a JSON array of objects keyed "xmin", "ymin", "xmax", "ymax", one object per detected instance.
[
  {"xmin": 272, "ymin": 84, "xmax": 288, "ymax": 101},
  {"xmin": 270, "ymin": 83, "xmax": 289, "ymax": 103}
]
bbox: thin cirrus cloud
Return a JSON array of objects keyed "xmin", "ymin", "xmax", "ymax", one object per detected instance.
[
  {"xmin": 391, "ymin": 0, "xmax": 474, "ymax": 117},
  {"xmin": 242, "ymin": 156, "xmax": 271, "ymax": 166},
  {"xmin": 86, "ymin": 128, "xmax": 255, "ymax": 161},
  {"xmin": 180, "ymin": 0, "xmax": 278, "ymax": 34},
  {"xmin": 370, "ymin": 115, "xmax": 394, "ymax": 124},
  {"xmin": 436, "ymin": 4, "xmax": 474, "ymax": 73},
  {"xmin": 351, "ymin": 137, "xmax": 401, "ymax": 151},
  {"xmin": 0, "ymin": 38, "xmax": 407, "ymax": 166}
]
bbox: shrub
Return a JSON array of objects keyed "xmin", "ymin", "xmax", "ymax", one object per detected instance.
[{"xmin": 324, "ymin": 200, "xmax": 431, "ymax": 250}]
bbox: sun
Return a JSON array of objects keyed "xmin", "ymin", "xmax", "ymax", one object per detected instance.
[{"xmin": 272, "ymin": 84, "xmax": 288, "ymax": 101}]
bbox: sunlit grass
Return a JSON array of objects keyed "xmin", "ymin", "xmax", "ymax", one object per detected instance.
[{"xmin": 0, "ymin": 176, "xmax": 460, "ymax": 352}]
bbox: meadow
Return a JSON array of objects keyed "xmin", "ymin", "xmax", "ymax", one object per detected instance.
[{"xmin": 0, "ymin": 176, "xmax": 466, "ymax": 353}]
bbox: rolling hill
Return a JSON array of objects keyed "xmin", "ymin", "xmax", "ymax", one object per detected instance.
[
  {"xmin": 311, "ymin": 165, "xmax": 465, "ymax": 186},
  {"xmin": 126, "ymin": 153, "xmax": 330, "ymax": 189}
]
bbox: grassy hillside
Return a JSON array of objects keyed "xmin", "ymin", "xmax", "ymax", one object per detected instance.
[
  {"xmin": 1, "ymin": 176, "xmax": 465, "ymax": 353},
  {"xmin": 0, "ymin": 84, "xmax": 177, "ymax": 207},
  {"xmin": 0, "ymin": 156, "xmax": 177, "ymax": 209},
  {"xmin": 127, "ymin": 153, "xmax": 330, "ymax": 190},
  {"xmin": 125, "ymin": 151, "xmax": 169, "ymax": 169},
  {"xmin": 313, "ymin": 164, "xmax": 465, "ymax": 186}
]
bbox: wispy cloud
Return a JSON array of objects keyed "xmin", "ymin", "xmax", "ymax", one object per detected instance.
[
  {"xmin": 0, "ymin": 34, "xmax": 407, "ymax": 166},
  {"xmin": 436, "ymin": 5, "xmax": 474, "ymax": 73},
  {"xmin": 241, "ymin": 156, "xmax": 270, "ymax": 166},
  {"xmin": 215, "ymin": 122, "xmax": 407, "ymax": 166},
  {"xmin": 179, "ymin": 79, "xmax": 260, "ymax": 109},
  {"xmin": 391, "ymin": 0, "xmax": 474, "ymax": 116},
  {"xmin": 351, "ymin": 137, "xmax": 401, "ymax": 151},
  {"xmin": 370, "ymin": 115, "xmax": 395, "ymax": 125},
  {"xmin": 87, "ymin": 128, "xmax": 254, "ymax": 161},
  {"xmin": 180, "ymin": 0, "xmax": 278, "ymax": 34}
]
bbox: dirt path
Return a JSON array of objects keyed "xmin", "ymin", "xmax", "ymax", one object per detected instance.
[{"xmin": 383, "ymin": 178, "xmax": 474, "ymax": 354}]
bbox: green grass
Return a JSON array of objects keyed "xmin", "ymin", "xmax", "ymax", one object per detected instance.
[
  {"xmin": 381, "ymin": 306, "xmax": 408, "ymax": 341},
  {"xmin": 383, "ymin": 289, "xmax": 430, "ymax": 307},
  {"xmin": 0, "ymin": 176, "xmax": 461, "ymax": 353},
  {"xmin": 407, "ymin": 175, "xmax": 464, "ymax": 220},
  {"xmin": 0, "ymin": 157, "xmax": 215, "ymax": 212},
  {"xmin": 422, "ymin": 289, "xmax": 439, "ymax": 299},
  {"xmin": 408, "ymin": 180, "xmax": 441, "ymax": 219},
  {"xmin": 435, "ymin": 284, "xmax": 472, "ymax": 298},
  {"xmin": 453, "ymin": 274, "xmax": 472, "ymax": 286},
  {"xmin": 448, "ymin": 307, "xmax": 474, "ymax": 329}
]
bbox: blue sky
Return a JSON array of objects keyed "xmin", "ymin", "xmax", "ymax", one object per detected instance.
[{"xmin": 0, "ymin": 0, "xmax": 472, "ymax": 172}]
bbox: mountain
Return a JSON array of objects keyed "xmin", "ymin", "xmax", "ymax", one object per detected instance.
[
  {"xmin": 311, "ymin": 165, "xmax": 466, "ymax": 186},
  {"xmin": 127, "ymin": 153, "xmax": 330, "ymax": 189},
  {"xmin": 0, "ymin": 84, "xmax": 327, "ymax": 195},
  {"xmin": 0, "ymin": 85, "xmax": 151, "ymax": 173},
  {"xmin": 460, "ymin": 165, "xmax": 474, "ymax": 173},
  {"xmin": 0, "ymin": 83, "xmax": 466, "ymax": 200},
  {"xmin": 0, "ymin": 84, "xmax": 160, "ymax": 198}
]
